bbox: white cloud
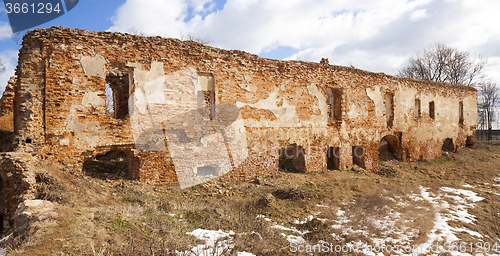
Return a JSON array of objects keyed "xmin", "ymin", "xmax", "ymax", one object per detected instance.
[
  {"xmin": 109, "ymin": 0, "xmax": 217, "ymax": 38},
  {"xmin": 190, "ymin": 0, "xmax": 215, "ymax": 13},
  {"xmin": 109, "ymin": 0, "xmax": 189, "ymax": 36},
  {"xmin": 410, "ymin": 9, "xmax": 427, "ymax": 21},
  {"xmin": 483, "ymin": 57, "xmax": 500, "ymax": 85},
  {"xmin": 0, "ymin": 50, "xmax": 18, "ymax": 96},
  {"xmin": 108, "ymin": 0, "xmax": 500, "ymax": 81},
  {"xmin": 0, "ymin": 21, "xmax": 13, "ymax": 41}
]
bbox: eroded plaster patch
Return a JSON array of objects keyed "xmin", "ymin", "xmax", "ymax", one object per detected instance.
[
  {"xmin": 236, "ymin": 88, "xmax": 298, "ymax": 123},
  {"xmin": 307, "ymin": 84, "xmax": 327, "ymax": 117},
  {"xmin": 81, "ymin": 91, "xmax": 105, "ymax": 108},
  {"xmin": 79, "ymin": 54, "xmax": 106, "ymax": 79},
  {"xmin": 238, "ymin": 83, "xmax": 257, "ymax": 92},
  {"xmin": 347, "ymin": 103, "xmax": 368, "ymax": 119},
  {"xmin": 366, "ymin": 87, "xmax": 384, "ymax": 116},
  {"xmin": 61, "ymin": 75, "xmax": 103, "ymax": 149},
  {"xmin": 238, "ymin": 75, "xmax": 257, "ymax": 92}
]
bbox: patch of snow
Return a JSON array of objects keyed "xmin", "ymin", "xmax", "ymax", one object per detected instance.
[
  {"xmin": 331, "ymin": 199, "xmax": 416, "ymax": 248},
  {"xmin": 0, "ymin": 234, "xmax": 11, "ymax": 256},
  {"xmin": 397, "ymin": 201, "xmax": 410, "ymax": 207},
  {"xmin": 332, "ymin": 232, "xmax": 344, "ymax": 242},
  {"xmin": 327, "ymin": 186, "xmax": 486, "ymax": 256},
  {"xmin": 316, "ymin": 204, "xmax": 329, "ymax": 208},
  {"xmin": 369, "ymin": 210, "xmax": 401, "ymax": 232},
  {"xmin": 336, "ymin": 209, "xmax": 345, "ymax": 216},
  {"xmin": 237, "ymin": 252, "xmax": 256, "ymax": 256},
  {"xmin": 453, "ymin": 227, "xmax": 483, "ymax": 238},
  {"xmin": 447, "ymin": 207, "xmax": 478, "ymax": 224},
  {"xmin": 282, "ymin": 234, "xmax": 306, "ymax": 244},
  {"xmin": 420, "ymin": 186, "xmax": 436, "ymax": 202},
  {"xmin": 183, "ymin": 229, "xmax": 235, "ymax": 256},
  {"xmin": 440, "ymin": 187, "xmax": 484, "ymax": 202},
  {"xmin": 271, "ymin": 224, "xmax": 308, "ymax": 235},
  {"xmin": 462, "ymin": 184, "xmax": 474, "ymax": 188},
  {"xmin": 407, "ymin": 192, "xmax": 424, "ymax": 202},
  {"xmin": 416, "ymin": 186, "xmax": 485, "ymax": 254},
  {"xmin": 294, "ymin": 215, "xmax": 314, "ymax": 224},
  {"xmin": 256, "ymin": 215, "xmax": 271, "ymax": 222},
  {"xmin": 0, "ymin": 235, "xmax": 10, "ymax": 244}
]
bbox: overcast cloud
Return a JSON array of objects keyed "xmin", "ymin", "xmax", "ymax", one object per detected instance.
[
  {"xmin": 109, "ymin": 0, "xmax": 500, "ymax": 83},
  {"xmin": 0, "ymin": 21, "xmax": 12, "ymax": 41}
]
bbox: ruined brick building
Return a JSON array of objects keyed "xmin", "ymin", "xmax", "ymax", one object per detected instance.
[{"xmin": 0, "ymin": 27, "xmax": 477, "ymax": 228}]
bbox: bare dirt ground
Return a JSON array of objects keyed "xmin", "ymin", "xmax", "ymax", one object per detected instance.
[{"xmin": 2, "ymin": 141, "xmax": 500, "ymax": 255}]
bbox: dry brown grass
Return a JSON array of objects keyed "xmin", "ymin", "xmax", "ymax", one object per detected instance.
[
  {"xmin": 3, "ymin": 142, "xmax": 500, "ymax": 255},
  {"xmin": 0, "ymin": 113, "xmax": 13, "ymax": 152},
  {"xmin": 0, "ymin": 113, "xmax": 13, "ymax": 132}
]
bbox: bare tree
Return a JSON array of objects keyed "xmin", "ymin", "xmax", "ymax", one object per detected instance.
[
  {"xmin": 11, "ymin": 29, "xmax": 29, "ymax": 46},
  {"xmin": 185, "ymin": 34, "xmax": 212, "ymax": 45},
  {"xmin": 477, "ymin": 81, "xmax": 499, "ymax": 140},
  {"xmin": 396, "ymin": 43, "xmax": 486, "ymax": 87},
  {"xmin": 127, "ymin": 27, "xmax": 147, "ymax": 37},
  {"xmin": 179, "ymin": 31, "xmax": 212, "ymax": 45},
  {"xmin": 398, "ymin": 43, "xmax": 498, "ymax": 140}
]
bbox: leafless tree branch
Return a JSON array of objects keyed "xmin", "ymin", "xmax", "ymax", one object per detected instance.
[
  {"xmin": 477, "ymin": 81, "xmax": 499, "ymax": 139},
  {"xmin": 127, "ymin": 27, "xmax": 147, "ymax": 37},
  {"xmin": 180, "ymin": 31, "xmax": 212, "ymax": 45},
  {"xmin": 396, "ymin": 43, "xmax": 486, "ymax": 87}
]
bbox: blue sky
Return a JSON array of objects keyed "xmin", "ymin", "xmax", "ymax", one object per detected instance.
[{"xmin": 1, "ymin": 0, "xmax": 500, "ymax": 94}]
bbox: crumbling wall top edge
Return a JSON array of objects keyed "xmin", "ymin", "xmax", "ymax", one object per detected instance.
[{"xmin": 22, "ymin": 26, "xmax": 476, "ymax": 93}]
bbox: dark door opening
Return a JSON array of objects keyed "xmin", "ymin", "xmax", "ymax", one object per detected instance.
[
  {"xmin": 327, "ymin": 147, "xmax": 340, "ymax": 170},
  {"xmin": 378, "ymin": 135, "xmax": 401, "ymax": 161},
  {"xmin": 279, "ymin": 144, "xmax": 307, "ymax": 173},
  {"xmin": 442, "ymin": 138, "xmax": 454, "ymax": 152},
  {"xmin": 83, "ymin": 150, "xmax": 129, "ymax": 180},
  {"xmin": 466, "ymin": 136, "xmax": 474, "ymax": 147},
  {"xmin": 352, "ymin": 146, "xmax": 365, "ymax": 168}
]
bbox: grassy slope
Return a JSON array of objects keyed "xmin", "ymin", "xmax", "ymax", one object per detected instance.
[{"xmin": 4, "ymin": 142, "xmax": 500, "ymax": 255}]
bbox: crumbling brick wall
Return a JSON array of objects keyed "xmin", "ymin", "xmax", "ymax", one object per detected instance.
[
  {"xmin": 0, "ymin": 77, "xmax": 15, "ymax": 117},
  {"xmin": 0, "ymin": 152, "xmax": 37, "ymax": 232},
  {"xmin": 0, "ymin": 77, "xmax": 15, "ymax": 132},
  {"xmin": 0, "ymin": 77, "xmax": 16, "ymax": 153},
  {"xmin": 7, "ymin": 27, "xmax": 477, "ymax": 186}
]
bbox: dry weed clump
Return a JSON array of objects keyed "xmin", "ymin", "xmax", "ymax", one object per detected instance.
[
  {"xmin": 297, "ymin": 218, "xmax": 334, "ymax": 243},
  {"xmin": 272, "ymin": 187, "xmax": 310, "ymax": 200},
  {"xmin": 34, "ymin": 172, "xmax": 69, "ymax": 204}
]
